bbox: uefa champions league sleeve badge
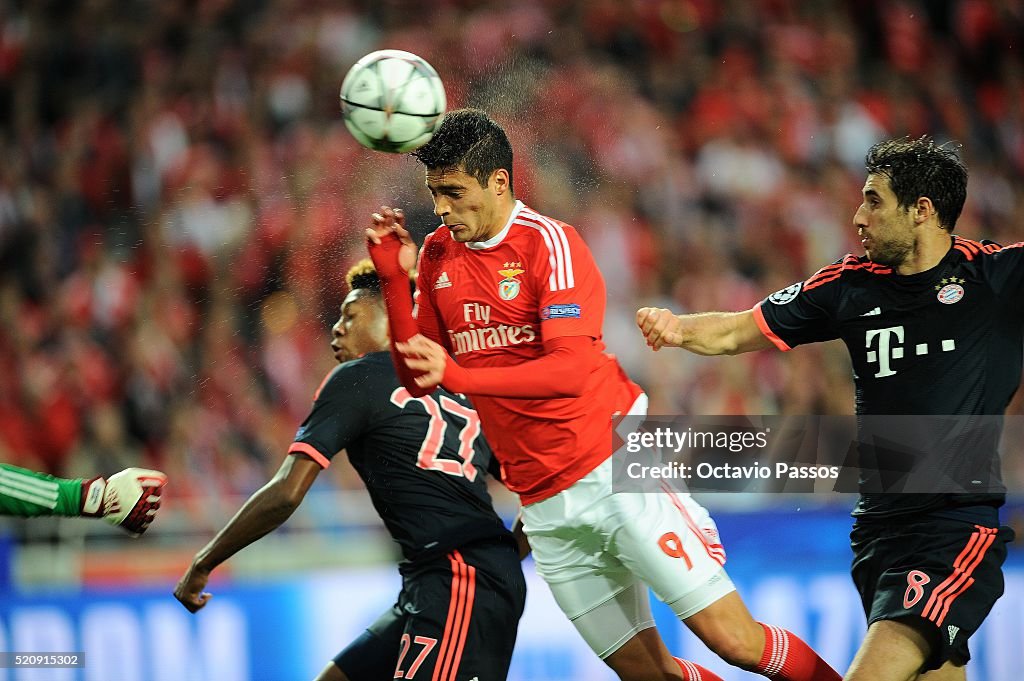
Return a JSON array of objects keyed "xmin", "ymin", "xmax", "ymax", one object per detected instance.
[{"xmin": 768, "ymin": 282, "xmax": 802, "ymax": 305}]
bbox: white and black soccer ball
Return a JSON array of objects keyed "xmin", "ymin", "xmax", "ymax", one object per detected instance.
[{"xmin": 339, "ymin": 49, "xmax": 446, "ymax": 153}]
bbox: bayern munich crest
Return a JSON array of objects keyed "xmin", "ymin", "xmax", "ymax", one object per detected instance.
[
  {"xmin": 935, "ymin": 277, "xmax": 965, "ymax": 305},
  {"xmin": 498, "ymin": 262, "xmax": 524, "ymax": 301}
]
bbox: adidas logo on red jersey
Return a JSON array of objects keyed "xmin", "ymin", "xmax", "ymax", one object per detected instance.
[{"xmin": 434, "ymin": 271, "xmax": 452, "ymax": 289}]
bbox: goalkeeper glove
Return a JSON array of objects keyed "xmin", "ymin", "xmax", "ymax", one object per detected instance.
[{"xmin": 81, "ymin": 468, "xmax": 167, "ymax": 537}]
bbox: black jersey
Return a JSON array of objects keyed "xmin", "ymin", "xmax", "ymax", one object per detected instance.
[
  {"xmin": 757, "ymin": 236, "xmax": 1024, "ymax": 518},
  {"xmin": 288, "ymin": 352, "xmax": 511, "ymax": 562}
]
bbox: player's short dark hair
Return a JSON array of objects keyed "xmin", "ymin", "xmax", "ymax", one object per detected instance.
[
  {"xmin": 865, "ymin": 136, "xmax": 968, "ymax": 232},
  {"xmin": 344, "ymin": 258, "xmax": 415, "ymax": 299},
  {"xmin": 412, "ymin": 108, "xmax": 514, "ymax": 193},
  {"xmin": 345, "ymin": 259, "xmax": 382, "ymax": 294}
]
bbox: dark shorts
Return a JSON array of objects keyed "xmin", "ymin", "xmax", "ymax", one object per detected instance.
[
  {"xmin": 334, "ymin": 536, "xmax": 526, "ymax": 681},
  {"xmin": 850, "ymin": 511, "xmax": 1014, "ymax": 672}
]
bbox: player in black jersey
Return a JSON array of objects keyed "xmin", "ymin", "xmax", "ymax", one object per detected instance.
[
  {"xmin": 174, "ymin": 260, "xmax": 526, "ymax": 681},
  {"xmin": 637, "ymin": 137, "xmax": 1016, "ymax": 681}
]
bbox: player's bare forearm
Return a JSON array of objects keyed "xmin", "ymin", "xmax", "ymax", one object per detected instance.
[
  {"xmin": 192, "ymin": 480, "xmax": 299, "ymax": 572},
  {"xmin": 636, "ymin": 308, "xmax": 773, "ymax": 355},
  {"xmin": 175, "ymin": 457, "xmax": 318, "ymax": 612},
  {"xmin": 174, "ymin": 487, "xmax": 295, "ymax": 613}
]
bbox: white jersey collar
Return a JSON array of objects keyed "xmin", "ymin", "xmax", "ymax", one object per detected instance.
[{"xmin": 465, "ymin": 200, "xmax": 524, "ymax": 250}]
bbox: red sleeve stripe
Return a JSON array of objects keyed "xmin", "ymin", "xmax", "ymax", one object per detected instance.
[
  {"xmin": 954, "ymin": 236, "xmax": 1024, "ymax": 259},
  {"xmin": 287, "ymin": 443, "xmax": 330, "ymax": 469},
  {"xmin": 752, "ymin": 303, "xmax": 792, "ymax": 352},
  {"xmin": 958, "ymin": 237, "xmax": 981, "ymax": 255},
  {"xmin": 804, "ymin": 271, "xmax": 844, "ymax": 292},
  {"xmin": 804, "ymin": 259, "xmax": 891, "ymax": 292},
  {"xmin": 953, "ymin": 243, "xmax": 975, "ymax": 259},
  {"xmin": 803, "ymin": 262, "xmax": 845, "ymax": 288},
  {"xmin": 922, "ymin": 525, "xmax": 997, "ymax": 626},
  {"xmin": 953, "ymin": 237, "xmax": 986, "ymax": 260},
  {"xmin": 433, "ymin": 550, "xmax": 477, "ymax": 681},
  {"xmin": 516, "ymin": 211, "xmax": 575, "ymax": 290}
]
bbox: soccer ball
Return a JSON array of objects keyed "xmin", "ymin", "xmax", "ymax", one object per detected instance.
[{"xmin": 339, "ymin": 49, "xmax": 446, "ymax": 153}]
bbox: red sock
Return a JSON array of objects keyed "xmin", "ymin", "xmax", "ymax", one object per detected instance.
[
  {"xmin": 754, "ymin": 624, "xmax": 841, "ymax": 681},
  {"xmin": 673, "ymin": 656, "xmax": 725, "ymax": 681}
]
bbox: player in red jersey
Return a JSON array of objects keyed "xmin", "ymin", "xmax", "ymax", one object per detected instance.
[{"xmin": 367, "ymin": 108, "xmax": 840, "ymax": 681}]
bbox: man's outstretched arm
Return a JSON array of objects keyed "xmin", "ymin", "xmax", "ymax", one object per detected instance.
[
  {"xmin": 636, "ymin": 307, "xmax": 775, "ymax": 355},
  {"xmin": 0, "ymin": 463, "xmax": 166, "ymax": 537},
  {"xmin": 397, "ymin": 334, "xmax": 601, "ymax": 399},
  {"xmin": 173, "ymin": 455, "xmax": 320, "ymax": 612},
  {"xmin": 365, "ymin": 206, "xmax": 443, "ymax": 397}
]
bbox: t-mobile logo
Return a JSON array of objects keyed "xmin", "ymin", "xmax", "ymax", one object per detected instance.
[{"xmin": 865, "ymin": 326, "xmax": 956, "ymax": 378}]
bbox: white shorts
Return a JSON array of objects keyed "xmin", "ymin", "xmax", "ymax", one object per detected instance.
[{"xmin": 521, "ymin": 396, "xmax": 736, "ymax": 658}]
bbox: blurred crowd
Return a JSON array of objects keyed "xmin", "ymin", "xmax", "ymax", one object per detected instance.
[{"xmin": 1, "ymin": 0, "xmax": 1023, "ymax": 510}]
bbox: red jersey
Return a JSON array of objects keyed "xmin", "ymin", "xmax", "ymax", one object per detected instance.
[{"xmin": 413, "ymin": 201, "xmax": 642, "ymax": 504}]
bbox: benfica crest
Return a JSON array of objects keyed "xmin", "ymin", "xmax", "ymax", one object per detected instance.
[{"xmin": 498, "ymin": 262, "xmax": 524, "ymax": 300}]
